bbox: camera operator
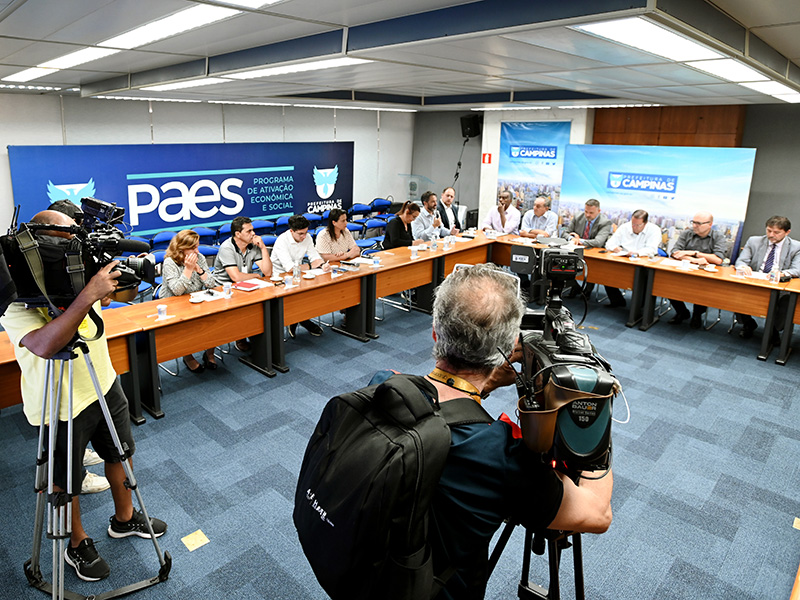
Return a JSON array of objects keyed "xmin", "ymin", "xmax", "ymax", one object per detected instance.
[
  {"xmin": 0, "ymin": 210, "xmax": 167, "ymax": 582},
  {"xmin": 426, "ymin": 263, "xmax": 613, "ymax": 599}
]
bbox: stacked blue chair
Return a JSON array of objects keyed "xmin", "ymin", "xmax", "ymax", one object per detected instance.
[
  {"xmin": 276, "ymin": 216, "xmax": 291, "ymax": 235},
  {"xmin": 370, "ymin": 197, "xmax": 393, "ymax": 220},
  {"xmin": 346, "ymin": 222, "xmax": 363, "ymax": 239},
  {"xmin": 151, "ymin": 230, "xmax": 176, "ymax": 250},
  {"xmin": 362, "ymin": 218, "xmax": 387, "ymax": 243},
  {"xmin": 218, "ymin": 223, "xmax": 232, "ymax": 245},
  {"xmin": 261, "ymin": 235, "xmax": 277, "ymax": 249},
  {"xmin": 303, "ymin": 213, "xmax": 323, "ymax": 229},
  {"xmin": 192, "ymin": 226, "xmax": 217, "ymax": 246},
  {"xmin": 198, "ymin": 245, "xmax": 219, "ymax": 269},
  {"xmin": 348, "ymin": 203, "xmax": 372, "ymax": 225},
  {"xmin": 251, "ymin": 220, "xmax": 275, "ymax": 236}
]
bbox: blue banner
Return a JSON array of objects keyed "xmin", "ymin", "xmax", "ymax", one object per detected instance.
[
  {"xmin": 497, "ymin": 121, "xmax": 571, "ymax": 213},
  {"xmin": 8, "ymin": 142, "xmax": 354, "ymax": 235}
]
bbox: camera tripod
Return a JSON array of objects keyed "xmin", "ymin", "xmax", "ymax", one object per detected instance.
[
  {"xmin": 24, "ymin": 338, "xmax": 171, "ymax": 600},
  {"xmin": 488, "ymin": 521, "xmax": 585, "ymax": 600}
]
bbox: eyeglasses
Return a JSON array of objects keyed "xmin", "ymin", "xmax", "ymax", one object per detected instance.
[{"xmin": 690, "ymin": 220, "xmax": 711, "ymax": 226}]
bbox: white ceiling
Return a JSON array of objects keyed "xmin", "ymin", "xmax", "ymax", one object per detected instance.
[{"xmin": 0, "ymin": 0, "xmax": 798, "ymax": 110}]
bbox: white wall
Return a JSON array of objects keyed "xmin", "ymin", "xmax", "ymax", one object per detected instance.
[
  {"xmin": 0, "ymin": 93, "xmax": 414, "ymax": 229},
  {"xmin": 478, "ymin": 108, "xmax": 594, "ymax": 225}
]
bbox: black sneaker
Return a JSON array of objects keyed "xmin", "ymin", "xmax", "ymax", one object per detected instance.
[
  {"xmin": 108, "ymin": 508, "xmax": 167, "ymax": 539},
  {"xmin": 64, "ymin": 538, "xmax": 110, "ymax": 582},
  {"xmin": 302, "ymin": 320, "xmax": 323, "ymax": 337}
]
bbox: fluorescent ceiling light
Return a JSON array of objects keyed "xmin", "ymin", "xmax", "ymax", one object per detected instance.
[
  {"xmin": 472, "ymin": 106, "xmax": 551, "ymax": 111},
  {"xmin": 94, "ymin": 95, "xmax": 202, "ymax": 103},
  {"xmin": 141, "ymin": 78, "xmax": 232, "ymax": 91},
  {"xmin": 685, "ymin": 59, "xmax": 768, "ymax": 82},
  {"xmin": 0, "ymin": 83, "xmax": 61, "ymax": 90},
  {"xmin": 741, "ymin": 81, "xmax": 797, "ymax": 95},
  {"xmin": 3, "ymin": 67, "xmax": 56, "ymax": 83},
  {"xmin": 208, "ymin": 100, "xmax": 291, "ymax": 106},
  {"xmin": 101, "ymin": 5, "xmax": 237, "ymax": 50},
  {"xmin": 573, "ymin": 17, "xmax": 722, "ymax": 62},
  {"xmin": 773, "ymin": 94, "xmax": 800, "ymax": 104},
  {"xmin": 221, "ymin": 0, "xmax": 282, "ymax": 7},
  {"xmin": 40, "ymin": 47, "xmax": 121, "ymax": 70},
  {"xmin": 293, "ymin": 104, "xmax": 415, "ymax": 112},
  {"xmin": 228, "ymin": 57, "xmax": 371, "ymax": 80}
]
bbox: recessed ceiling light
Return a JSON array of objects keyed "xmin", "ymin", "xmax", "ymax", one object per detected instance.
[
  {"xmin": 3, "ymin": 67, "xmax": 57, "ymax": 83},
  {"xmin": 685, "ymin": 59, "xmax": 768, "ymax": 82},
  {"xmin": 741, "ymin": 81, "xmax": 797, "ymax": 95},
  {"xmin": 228, "ymin": 57, "xmax": 371, "ymax": 80},
  {"xmin": 573, "ymin": 17, "xmax": 722, "ymax": 62},
  {"xmin": 141, "ymin": 78, "xmax": 232, "ymax": 91}
]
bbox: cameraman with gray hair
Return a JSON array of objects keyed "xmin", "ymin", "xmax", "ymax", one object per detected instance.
[{"xmin": 427, "ymin": 263, "xmax": 613, "ymax": 599}]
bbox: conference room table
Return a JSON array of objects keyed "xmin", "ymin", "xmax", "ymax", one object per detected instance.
[{"xmin": 0, "ymin": 307, "xmax": 146, "ymax": 421}]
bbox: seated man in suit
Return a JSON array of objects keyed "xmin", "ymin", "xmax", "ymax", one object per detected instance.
[
  {"xmin": 603, "ymin": 209, "xmax": 662, "ymax": 308},
  {"xmin": 734, "ymin": 215, "xmax": 800, "ymax": 341},
  {"xmin": 437, "ymin": 186, "xmax": 461, "ymax": 232},
  {"xmin": 519, "ymin": 196, "xmax": 558, "ymax": 240},
  {"xmin": 668, "ymin": 211, "xmax": 726, "ymax": 328},
  {"xmin": 561, "ymin": 198, "xmax": 612, "ymax": 298}
]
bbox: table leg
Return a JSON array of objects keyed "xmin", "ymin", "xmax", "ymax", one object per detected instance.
[
  {"xmin": 239, "ymin": 300, "xmax": 276, "ymax": 377},
  {"xmin": 364, "ymin": 273, "xmax": 378, "ymax": 339},
  {"xmin": 639, "ymin": 269, "xmax": 658, "ymax": 331},
  {"xmin": 270, "ymin": 297, "xmax": 289, "ymax": 373},
  {"xmin": 625, "ymin": 265, "xmax": 646, "ymax": 328},
  {"xmin": 120, "ymin": 334, "xmax": 145, "ymax": 426},
  {"xmin": 776, "ymin": 293, "xmax": 797, "ymax": 365},
  {"xmin": 136, "ymin": 330, "xmax": 164, "ymax": 420},
  {"xmin": 757, "ymin": 289, "xmax": 780, "ymax": 361}
]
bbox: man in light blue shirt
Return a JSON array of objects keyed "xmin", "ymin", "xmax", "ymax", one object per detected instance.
[
  {"xmin": 412, "ymin": 191, "xmax": 453, "ymax": 241},
  {"xmin": 520, "ymin": 197, "xmax": 558, "ymax": 239}
]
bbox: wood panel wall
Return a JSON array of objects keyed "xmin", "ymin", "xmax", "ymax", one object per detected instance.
[{"xmin": 592, "ymin": 105, "xmax": 746, "ymax": 147}]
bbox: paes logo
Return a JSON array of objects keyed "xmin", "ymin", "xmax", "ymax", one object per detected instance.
[
  {"xmin": 607, "ymin": 172, "xmax": 678, "ymax": 193},
  {"xmin": 313, "ymin": 165, "xmax": 338, "ymax": 199},
  {"xmin": 47, "ymin": 178, "xmax": 96, "ymax": 202},
  {"xmin": 509, "ymin": 146, "xmax": 557, "ymax": 159}
]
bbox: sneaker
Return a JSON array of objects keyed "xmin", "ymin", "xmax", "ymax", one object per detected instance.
[
  {"xmin": 83, "ymin": 448, "xmax": 103, "ymax": 466},
  {"xmin": 64, "ymin": 538, "xmax": 110, "ymax": 582},
  {"xmin": 302, "ymin": 320, "xmax": 323, "ymax": 337},
  {"xmin": 81, "ymin": 471, "xmax": 110, "ymax": 494},
  {"xmin": 108, "ymin": 508, "xmax": 167, "ymax": 539}
]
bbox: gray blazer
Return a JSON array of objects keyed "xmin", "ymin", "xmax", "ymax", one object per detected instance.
[
  {"xmin": 736, "ymin": 235, "xmax": 800, "ymax": 277},
  {"xmin": 561, "ymin": 213, "xmax": 612, "ymax": 249}
]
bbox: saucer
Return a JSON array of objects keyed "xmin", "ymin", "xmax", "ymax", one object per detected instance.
[
  {"xmin": 302, "ymin": 273, "xmax": 315, "ymax": 280},
  {"xmin": 189, "ymin": 297, "xmax": 204, "ymax": 304}
]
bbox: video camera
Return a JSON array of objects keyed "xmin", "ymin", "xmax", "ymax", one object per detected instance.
[
  {"xmin": 0, "ymin": 197, "xmax": 154, "ymax": 316},
  {"xmin": 509, "ymin": 246, "xmax": 617, "ymax": 479}
]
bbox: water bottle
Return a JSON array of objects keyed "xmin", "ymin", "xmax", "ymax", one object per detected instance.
[
  {"xmin": 431, "ymin": 232, "xmax": 438, "ymax": 250},
  {"xmin": 293, "ymin": 264, "xmax": 302, "ymax": 284},
  {"xmin": 769, "ymin": 266, "xmax": 780, "ymax": 283}
]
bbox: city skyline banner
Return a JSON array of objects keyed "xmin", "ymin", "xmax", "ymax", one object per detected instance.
[
  {"xmin": 559, "ymin": 143, "xmax": 757, "ymax": 252},
  {"xmin": 8, "ymin": 142, "xmax": 354, "ymax": 235},
  {"xmin": 497, "ymin": 121, "xmax": 571, "ymax": 212}
]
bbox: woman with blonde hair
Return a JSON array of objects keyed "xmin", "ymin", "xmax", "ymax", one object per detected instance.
[{"xmin": 161, "ymin": 230, "xmax": 218, "ymax": 372}]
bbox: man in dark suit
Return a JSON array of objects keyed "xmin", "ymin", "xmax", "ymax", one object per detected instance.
[
  {"xmin": 561, "ymin": 198, "xmax": 612, "ymax": 298},
  {"xmin": 734, "ymin": 215, "xmax": 800, "ymax": 340},
  {"xmin": 438, "ymin": 186, "xmax": 460, "ymax": 232}
]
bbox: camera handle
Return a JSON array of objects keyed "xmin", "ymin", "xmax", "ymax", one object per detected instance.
[
  {"xmin": 25, "ymin": 339, "xmax": 171, "ymax": 600},
  {"xmin": 488, "ymin": 521, "xmax": 585, "ymax": 600}
]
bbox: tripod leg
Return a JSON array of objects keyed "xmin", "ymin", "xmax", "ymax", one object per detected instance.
[
  {"xmin": 82, "ymin": 351, "xmax": 168, "ymax": 569},
  {"xmin": 572, "ymin": 534, "xmax": 584, "ymax": 600},
  {"xmin": 547, "ymin": 537, "xmax": 561, "ymax": 600},
  {"xmin": 27, "ymin": 360, "xmax": 53, "ymax": 586}
]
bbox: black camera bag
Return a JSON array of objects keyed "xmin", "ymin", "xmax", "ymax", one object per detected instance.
[{"xmin": 294, "ymin": 373, "xmax": 492, "ymax": 600}]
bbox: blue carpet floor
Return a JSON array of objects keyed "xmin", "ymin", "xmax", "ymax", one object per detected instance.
[{"xmin": 1, "ymin": 294, "xmax": 799, "ymax": 599}]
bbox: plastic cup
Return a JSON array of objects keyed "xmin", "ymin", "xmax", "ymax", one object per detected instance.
[
  {"xmin": 157, "ymin": 304, "xmax": 167, "ymax": 319},
  {"xmin": 410, "ymin": 246, "xmax": 418, "ymax": 259},
  {"xmin": 223, "ymin": 282, "xmax": 232, "ymax": 298}
]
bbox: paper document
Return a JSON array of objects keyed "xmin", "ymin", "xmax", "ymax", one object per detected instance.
[
  {"xmin": 660, "ymin": 258, "xmax": 698, "ymax": 269},
  {"xmin": 307, "ymin": 268, "xmax": 326, "ymax": 275},
  {"xmin": 350, "ymin": 257, "xmax": 373, "ymax": 265}
]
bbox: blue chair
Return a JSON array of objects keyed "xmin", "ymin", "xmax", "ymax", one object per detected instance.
[
  {"xmin": 252, "ymin": 220, "xmax": 275, "ymax": 235},
  {"xmin": 313, "ymin": 226, "xmax": 326, "ymax": 240},
  {"xmin": 198, "ymin": 245, "xmax": 218, "ymax": 268},
  {"xmin": 151, "ymin": 230, "xmax": 176, "ymax": 250},
  {"xmin": 218, "ymin": 223, "xmax": 232, "ymax": 244},
  {"xmin": 276, "ymin": 216, "xmax": 291, "ymax": 235},
  {"xmin": 370, "ymin": 197, "xmax": 392, "ymax": 219},
  {"xmin": 346, "ymin": 222, "xmax": 363, "ymax": 239},
  {"xmin": 303, "ymin": 213, "xmax": 323, "ymax": 228},
  {"xmin": 261, "ymin": 235, "xmax": 277, "ymax": 249},
  {"xmin": 102, "ymin": 301, "xmax": 130, "ymax": 310},
  {"xmin": 348, "ymin": 203, "xmax": 372, "ymax": 225},
  {"xmin": 321, "ymin": 210, "xmax": 331, "ymax": 221},
  {"xmin": 363, "ymin": 218, "xmax": 387, "ymax": 239},
  {"xmin": 192, "ymin": 227, "xmax": 217, "ymax": 246}
]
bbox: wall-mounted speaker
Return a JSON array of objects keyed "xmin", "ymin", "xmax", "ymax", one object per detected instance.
[{"xmin": 460, "ymin": 114, "xmax": 483, "ymax": 138}]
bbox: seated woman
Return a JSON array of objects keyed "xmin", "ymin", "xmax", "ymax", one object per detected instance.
[
  {"xmin": 160, "ymin": 230, "xmax": 218, "ymax": 373},
  {"xmin": 315, "ymin": 208, "xmax": 361, "ymax": 261},
  {"xmin": 383, "ymin": 201, "xmax": 423, "ymax": 250}
]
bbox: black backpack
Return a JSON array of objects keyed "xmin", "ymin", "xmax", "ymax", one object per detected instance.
[{"xmin": 294, "ymin": 373, "xmax": 493, "ymax": 600}]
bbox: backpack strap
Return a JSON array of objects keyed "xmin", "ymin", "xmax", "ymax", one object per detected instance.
[{"xmin": 438, "ymin": 396, "xmax": 494, "ymax": 427}]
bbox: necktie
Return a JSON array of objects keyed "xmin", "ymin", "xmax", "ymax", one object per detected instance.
[
  {"xmin": 763, "ymin": 243, "xmax": 777, "ymax": 273},
  {"xmin": 582, "ymin": 220, "xmax": 592, "ymax": 239}
]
